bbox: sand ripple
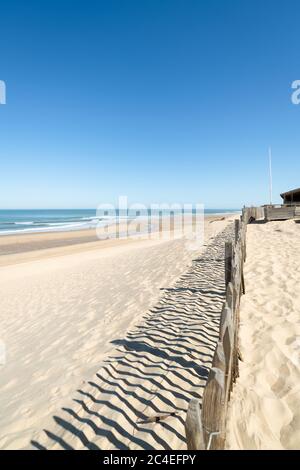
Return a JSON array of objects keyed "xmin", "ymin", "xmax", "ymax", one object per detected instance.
[{"xmin": 30, "ymin": 224, "xmax": 234, "ymax": 450}]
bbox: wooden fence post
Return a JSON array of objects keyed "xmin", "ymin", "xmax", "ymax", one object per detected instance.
[
  {"xmin": 219, "ymin": 304, "xmax": 232, "ymax": 340},
  {"xmin": 234, "ymin": 219, "xmax": 240, "ymax": 245},
  {"xmin": 223, "ymin": 323, "xmax": 234, "ymax": 394},
  {"xmin": 201, "ymin": 367, "xmax": 226, "ymax": 450},
  {"xmin": 243, "ymin": 224, "xmax": 247, "ymax": 261},
  {"xmin": 241, "ymin": 262, "xmax": 245, "ymax": 295},
  {"xmin": 225, "ymin": 242, "xmax": 233, "ymax": 286},
  {"xmin": 226, "ymin": 282, "xmax": 234, "ymax": 310},
  {"xmin": 212, "ymin": 341, "xmax": 226, "ymax": 372},
  {"xmin": 185, "ymin": 399, "xmax": 205, "ymax": 450}
]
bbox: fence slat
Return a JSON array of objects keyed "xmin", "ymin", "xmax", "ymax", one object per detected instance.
[
  {"xmin": 219, "ymin": 304, "xmax": 232, "ymax": 340},
  {"xmin": 185, "ymin": 399, "xmax": 205, "ymax": 450},
  {"xmin": 202, "ymin": 367, "xmax": 226, "ymax": 450},
  {"xmin": 226, "ymin": 282, "xmax": 234, "ymax": 310},
  {"xmin": 225, "ymin": 242, "xmax": 233, "ymax": 286},
  {"xmin": 234, "ymin": 219, "xmax": 240, "ymax": 245},
  {"xmin": 212, "ymin": 341, "xmax": 226, "ymax": 372}
]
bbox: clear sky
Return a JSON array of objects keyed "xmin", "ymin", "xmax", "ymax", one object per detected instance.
[{"xmin": 1, "ymin": 0, "xmax": 300, "ymax": 209}]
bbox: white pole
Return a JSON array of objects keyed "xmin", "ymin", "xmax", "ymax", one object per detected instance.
[{"xmin": 269, "ymin": 147, "xmax": 273, "ymax": 205}]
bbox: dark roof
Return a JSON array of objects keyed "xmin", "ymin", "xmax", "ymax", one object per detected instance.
[{"xmin": 280, "ymin": 188, "xmax": 300, "ymax": 198}]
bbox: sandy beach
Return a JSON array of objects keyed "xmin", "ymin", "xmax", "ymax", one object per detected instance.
[
  {"xmin": 3, "ymin": 0, "xmax": 300, "ymax": 454},
  {"xmin": 226, "ymin": 219, "xmax": 300, "ymax": 450},
  {"xmin": 0, "ymin": 214, "xmax": 235, "ymax": 449}
]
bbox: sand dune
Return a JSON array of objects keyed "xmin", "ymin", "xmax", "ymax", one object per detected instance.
[
  {"xmin": 226, "ymin": 219, "xmax": 300, "ymax": 450},
  {"xmin": 0, "ymin": 216, "xmax": 235, "ymax": 449}
]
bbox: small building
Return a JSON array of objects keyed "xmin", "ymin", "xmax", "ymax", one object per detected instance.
[
  {"xmin": 263, "ymin": 188, "xmax": 300, "ymax": 221},
  {"xmin": 280, "ymin": 188, "xmax": 300, "ymax": 205}
]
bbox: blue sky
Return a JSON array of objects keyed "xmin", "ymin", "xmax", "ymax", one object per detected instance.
[{"xmin": 1, "ymin": 0, "xmax": 300, "ymax": 209}]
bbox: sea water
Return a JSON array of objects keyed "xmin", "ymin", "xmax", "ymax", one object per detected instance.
[{"xmin": 0, "ymin": 209, "xmax": 240, "ymax": 235}]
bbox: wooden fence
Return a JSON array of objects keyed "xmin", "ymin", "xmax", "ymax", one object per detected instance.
[
  {"xmin": 185, "ymin": 207, "xmax": 262, "ymax": 450},
  {"xmin": 242, "ymin": 206, "xmax": 264, "ymax": 223},
  {"xmin": 264, "ymin": 205, "xmax": 298, "ymax": 221}
]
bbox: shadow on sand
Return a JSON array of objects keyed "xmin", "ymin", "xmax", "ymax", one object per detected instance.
[{"xmin": 31, "ymin": 223, "xmax": 234, "ymax": 450}]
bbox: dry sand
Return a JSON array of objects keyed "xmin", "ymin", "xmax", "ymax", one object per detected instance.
[
  {"xmin": 227, "ymin": 219, "xmax": 300, "ymax": 450},
  {"xmin": 0, "ymin": 215, "xmax": 235, "ymax": 449}
]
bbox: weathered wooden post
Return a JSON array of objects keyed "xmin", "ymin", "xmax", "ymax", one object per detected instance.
[
  {"xmin": 225, "ymin": 242, "xmax": 233, "ymax": 286},
  {"xmin": 212, "ymin": 341, "xmax": 226, "ymax": 372},
  {"xmin": 234, "ymin": 219, "xmax": 240, "ymax": 245},
  {"xmin": 240, "ymin": 219, "xmax": 246, "ymax": 262},
  {"xmin": 226, "ymin": 282, "xmax": 234, "ymax": 311},
  {"xmin": 201, "ymin": 367, "xmax": 226, "ymax": 450},
  {"xmin": 185, "ymin": 399, "xmax": 205, "ymax": 450},
  {"xmin": 219, "ymin": 303, "xmax": 232, "ymax": 339},
  {"xmin": 241, "ymin": 262, "xmax": 245, "ymax": 295}
]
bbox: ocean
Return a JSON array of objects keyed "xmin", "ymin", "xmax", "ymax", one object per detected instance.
[{"xmin": 0, "ymin": 209, "xmax": 240, "ymax": 235}]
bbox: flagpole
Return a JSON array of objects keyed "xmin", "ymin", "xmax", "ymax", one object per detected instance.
[{"xmin": 269, "ymin": 147, "xmax": 273, "ymax": 205}]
